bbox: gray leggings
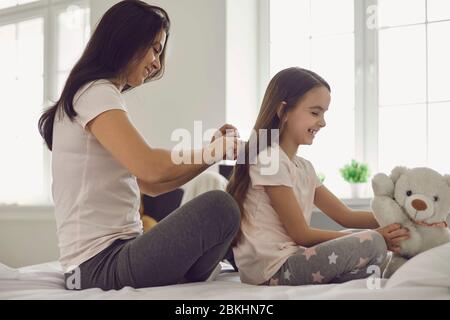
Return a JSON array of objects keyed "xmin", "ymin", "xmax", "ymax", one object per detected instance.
[
  {"xmin": 262, "ymin": 230, "xmax": 388, "ymax": 286},
  {"xmin": 65, "ymin": 190, "xmax": 240, "ymax": 290}
]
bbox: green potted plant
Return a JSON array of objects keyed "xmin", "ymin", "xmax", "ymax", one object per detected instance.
[{"xmin": 340, "ymin": 160, "xmax": 371, "ymax": 198}]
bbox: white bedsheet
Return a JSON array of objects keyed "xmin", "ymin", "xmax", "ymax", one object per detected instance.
[{"xmin": 1, "ymin": 242, "xmax": 450, "ymax": 300}]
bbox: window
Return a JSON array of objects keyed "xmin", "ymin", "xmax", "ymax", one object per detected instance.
[
  {"xmin": 378, "ymin": 0, "xmax": 450, "ymax": 175},
  {"xmin": 0, "ymin": 0, "xmax": 90, "ymax": 205},
  {"xmin": 268, "ymin": 0, "xmax": 450, "ymax": 198},
  {"xmin": 270, "ymin": 0, "xmax": 355, "ymax": 198},
  {"xmin": 0, "ymin": 0, "xmax": 40, "ymax": 10}
]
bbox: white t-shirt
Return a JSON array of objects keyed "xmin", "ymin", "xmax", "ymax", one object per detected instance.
[
  {"xmin": 233, "ymin": 144, "xmax": 322, "ymax": 285},
  {"xmin": 52, "ymin": 79, "xmax": 143, "ymax": 272}
]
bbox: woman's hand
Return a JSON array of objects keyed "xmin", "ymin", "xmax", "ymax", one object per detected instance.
[
  {"xmin": 210, "ymin": 124, "xmax": 240, "ymax": 143},
  {"xmin": 204, "ymin": 123, "xmax": 242, "ymax": 163},
  {"xmin": 204, "ymin": 135, "xmax": 238, "ymax": 163},
  {"xmin": 375, "ymin": 223, "xmax": 410, "ymax": 253}
]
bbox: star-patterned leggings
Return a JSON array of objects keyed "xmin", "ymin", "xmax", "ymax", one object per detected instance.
[{"xmin": 262, "ymin": 230, "xmax": 387, "ymax": 286}]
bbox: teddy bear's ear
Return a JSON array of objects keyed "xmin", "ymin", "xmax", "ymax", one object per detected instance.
[
  {"xmin": 390, "ymin": 166, "xmax": 409, "ymax": 183},
  {"xmin": 444, "ymin": 175, "xmax": 450, "ymax": 188}
]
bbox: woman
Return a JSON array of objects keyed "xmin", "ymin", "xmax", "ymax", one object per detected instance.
[{"xmin": 38, "ymin": 0, "xmax": 240, "ymax": 290}]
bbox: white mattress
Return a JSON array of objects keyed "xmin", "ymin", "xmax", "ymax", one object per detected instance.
[{"xmin": 1, "ymin": 242, "xmax": 450, "ymax": 300}]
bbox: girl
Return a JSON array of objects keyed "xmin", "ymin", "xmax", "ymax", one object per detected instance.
[
  {"xmin": 38, "ymin": 0, "xmax": 240, "ymax": 290},
  {"xmin": 227, "ymin": 67, "xmax": 410, "ymax": 286}
]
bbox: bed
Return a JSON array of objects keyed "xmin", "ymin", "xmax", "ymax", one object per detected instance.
[{"xmin": 1, "ymin": 242, "xmax": 449, "ymax": 300}]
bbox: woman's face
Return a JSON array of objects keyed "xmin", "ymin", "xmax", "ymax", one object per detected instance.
[{"xmin": 125, "ymin": 29, "xmax": 167, "ymax": 87}]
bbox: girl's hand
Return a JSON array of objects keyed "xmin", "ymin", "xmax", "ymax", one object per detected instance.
[{"xmin": 375, "ymin": 223, "xmax": 410, "ymax": 253}]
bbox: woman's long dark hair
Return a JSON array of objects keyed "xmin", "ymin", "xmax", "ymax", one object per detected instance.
[
  {"xmin": 226, "ymin": 67, "xmax": 330, "ymax": 245},
  {"xmin": 38, "ymin": 0, "xmax": 170, "ymax": 150}
]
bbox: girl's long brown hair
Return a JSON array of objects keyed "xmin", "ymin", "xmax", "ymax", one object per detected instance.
[{"xmin": 226, "ymin": 67, "xmax": 330, "ymax": 245}]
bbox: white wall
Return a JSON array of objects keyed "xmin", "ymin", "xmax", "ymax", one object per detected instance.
[
  {"xmin": 226, "ymin": 0, "xmax": 259, "ymax": 139},
  {"xmin": 93, "ymin": 0, "xmax": 228, "ymax": 149}
]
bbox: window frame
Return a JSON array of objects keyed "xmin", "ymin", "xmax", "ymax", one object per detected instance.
[
  {"xmin": 265, "ymin": 0, "xmax": 450, "ymax": 199},
  {"xmin": 0, "ymin": 0, "xmax": 90, "ymax": 207},
  {"xmin": 355, "ymin": 0, "xmax": 379, "ymax": 177},
  {"xmin": 261, "ymin": 1, "xmax": 367, "ymax": 200},
  {"xmin": 262, "ymin": 0, "xmax": 379, "ymax": 201}
]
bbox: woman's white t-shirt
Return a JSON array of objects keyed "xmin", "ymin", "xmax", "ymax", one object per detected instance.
[
  {"xmin": 52, "ymin": 79, "xmax": 143, "ymax": 272},
  {"xmin": 233, "ymin": 144, "xmax": 322, "ymax": 285}
]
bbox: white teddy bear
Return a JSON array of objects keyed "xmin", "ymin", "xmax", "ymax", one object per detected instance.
[{"xmin": 371, "ymin": 166, "xmax": 450, "ymax": 277}]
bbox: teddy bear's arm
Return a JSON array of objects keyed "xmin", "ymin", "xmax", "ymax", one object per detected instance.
[
  {"xmin": 371, "ymin": 196, "xmax": 410, "ymax": 227},
  {"xmin": 372, "ymin": 173, "xmax": 394, "ymax": 197}
]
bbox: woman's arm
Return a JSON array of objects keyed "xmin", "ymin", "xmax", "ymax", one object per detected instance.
[
  {"xmin": 138, "ymin": 124, "xmax": 238, "ymax": 196},
  {"xmin": 313, "ymin": 185, "xmax": 379, "ymax": 229},
  {"xmin": 265, "ymin": 185, "xmax": 351, "ymax": 247},
  {"xmin": 137, "ymin": 164, "xmax": 207, "ymax": 196},
  {"xmin": 86, "ymin": 109, "xmax": 236, "ymax": 185}
]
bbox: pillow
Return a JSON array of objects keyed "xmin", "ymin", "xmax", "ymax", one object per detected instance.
[
  {"xmin": 0, "ymin": 262, "xmax": 19, "ymax": 280},
  {"xmin": 180, "ymin": 171, "xmax": 228, "ymax": 206},
  {"xmin": 385, "ymin": 241, "xmax": 450, "ymax": 288}
]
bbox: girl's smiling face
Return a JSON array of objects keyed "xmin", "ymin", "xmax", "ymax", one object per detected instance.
[{"xmin": 282, "ymin": 85, "xmax": 330, "ymax": 146}]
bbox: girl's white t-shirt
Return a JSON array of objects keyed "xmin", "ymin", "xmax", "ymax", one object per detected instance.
[
  {"xmin": 52, "ymin": 79, "xmax": 143, "ymax": 272},
  {"xmin": 233, "ymin": 144, "xmax": 322, "ymax": 285}
]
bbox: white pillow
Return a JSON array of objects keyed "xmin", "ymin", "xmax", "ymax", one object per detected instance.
[
  {"xmin": 0, "ymin": 262, "xmax": 19, "ymax": 280},
  {"xmin": 385, "ymin": 241, "xmax": 450, "ymax": 288}
]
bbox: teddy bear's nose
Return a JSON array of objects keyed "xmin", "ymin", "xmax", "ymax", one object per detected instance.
[{"xmin": 412, "ymin": 199, "xmax": 427, "ymax": 211}]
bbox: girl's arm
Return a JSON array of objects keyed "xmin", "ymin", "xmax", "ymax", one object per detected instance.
[
  {"xmin": 313, "ymin": 185, "xmax": 410, "ymax": 252},
  {"xmin": 86, "ymin": 109, "xmax": 236, "ymax": 186},
  {"xmin": 313, "ymin": 185, "xmax": 379, "ymax": 229},
  {"xmin": 265, "ymin": 185, "xmax": 352, "ymax": 247}
]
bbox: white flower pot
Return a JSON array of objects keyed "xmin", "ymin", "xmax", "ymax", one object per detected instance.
[{"xmin": 350, "ymin": 183, "xmax": 366, "ymax": 199}]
